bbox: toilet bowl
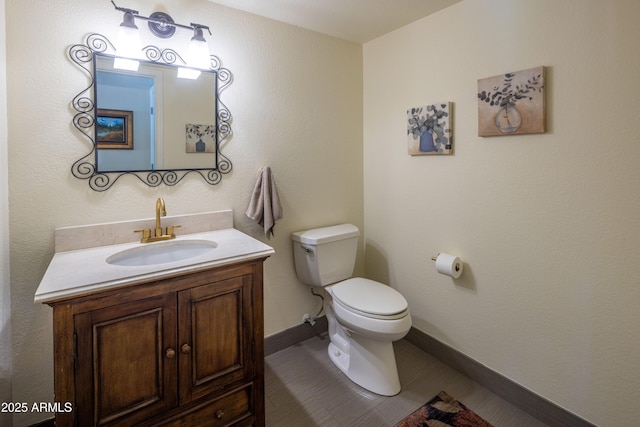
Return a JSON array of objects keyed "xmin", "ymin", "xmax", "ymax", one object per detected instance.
[{"xmin": 291, "ymin": 224, "xmax": 412, "ymax": 396}]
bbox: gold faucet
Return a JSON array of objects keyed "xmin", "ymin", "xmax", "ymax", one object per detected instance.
[
  {"xmin": 135, "ymin": 197, "xmax": 181, "ymax": 243},
  {"xmin": 155, "ymin": 197, "xmax": 166, "ymax": 237}
]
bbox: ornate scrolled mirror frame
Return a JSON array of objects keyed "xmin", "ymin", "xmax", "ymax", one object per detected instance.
[{"xmin": 69, "ymin": 33, "xmax": 232, "ymax": 191}]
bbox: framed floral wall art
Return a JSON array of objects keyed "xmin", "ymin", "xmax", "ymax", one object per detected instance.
[
  {"xmin": 407, "ymin": 102, "xmax": 453, "ymax": 155},
  {"xmin": 477, "ymin": 66, "xmax": 545, "ymax": 137}
]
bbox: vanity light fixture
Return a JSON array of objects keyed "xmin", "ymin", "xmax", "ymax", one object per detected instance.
[
  {"xmin": 111, "ymin": 1, "xmax": 212, "ymax": 76},
  {"xmin": 113, "ymin": 8, "xmax": 142, "ymax": 71},
  {"xmin": 177, "ymin": 26, "xmax": 211, "ymax": 79}
]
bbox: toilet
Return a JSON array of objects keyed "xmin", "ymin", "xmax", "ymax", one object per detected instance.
[{"xmin": 291, "ymin": 224, "xmax": 412, "ymax": 396}]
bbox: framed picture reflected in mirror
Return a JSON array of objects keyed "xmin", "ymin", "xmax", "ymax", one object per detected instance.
[{"xmin": 96, "ymin": 109, "xmax": 133, "ymax": 149}]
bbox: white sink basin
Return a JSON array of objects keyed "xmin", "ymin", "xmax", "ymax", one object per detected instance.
[{"xmin": 106, "ymin": 239, "xmax": 218, "ymax": 267}]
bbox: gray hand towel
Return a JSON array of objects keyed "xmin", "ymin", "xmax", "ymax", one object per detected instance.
[{"xmin": 245, "ymin": 167, "xmax": 283, "ymax": 237}]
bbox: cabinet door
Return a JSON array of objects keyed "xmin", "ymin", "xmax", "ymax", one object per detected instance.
[
  {"xmin": 74, "ymin": 294, "xmax": 178, "ymax": 427},
  {"xmin": 178, "ymin": 273, "xmax": 254, "ymax": 403}
]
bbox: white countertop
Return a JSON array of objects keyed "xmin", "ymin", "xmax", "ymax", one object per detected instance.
[{"xmin": 34, "ymin": 228, "xmax": 274, "ymax": 304}]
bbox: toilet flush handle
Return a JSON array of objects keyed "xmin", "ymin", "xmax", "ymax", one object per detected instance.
[{"xmin": 301, "ymin": 245, "xmax": 314, "ymax": 254}]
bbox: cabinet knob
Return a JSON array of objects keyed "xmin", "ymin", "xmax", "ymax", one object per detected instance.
[
  {"xmin": 215, "ymin": 410, "xmax": 225, "ymax": 421},
  {"xmin": 165, "ymin": 348, "xmax": 176, "ymax": 359},
  {"xmin": 181, "ymin": 344, "xmax": 191, "ymax": 354}
]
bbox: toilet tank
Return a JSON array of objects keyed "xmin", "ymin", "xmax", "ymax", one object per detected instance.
[{"xmin": 291, "ymin": 224, "xmax": 360, "ymax": 286}]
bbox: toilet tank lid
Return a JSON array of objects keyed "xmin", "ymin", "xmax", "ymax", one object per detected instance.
[{"xmin": 291, "ymin": 223, "xmax": 359, "ymax": 245}]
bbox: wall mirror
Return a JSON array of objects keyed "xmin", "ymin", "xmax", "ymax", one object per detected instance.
[{"xmin": 69, "ymin": 33, "xmax": 232, "ymax": 191}]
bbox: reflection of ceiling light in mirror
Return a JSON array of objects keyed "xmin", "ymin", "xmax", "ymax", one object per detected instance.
[
  {"xmin": 114, "ymin": 57, "xmax": 140, "ymax": 71},
  {"xmin": 177, "ymin": 67, "xmax": 201, "ymax": 79},
  {"xmin": 115, "ymin": 11, "xmax": 141, "ymax": 71}
]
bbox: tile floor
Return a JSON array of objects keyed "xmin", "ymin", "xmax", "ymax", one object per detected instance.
[{"xmin": 265, "ymin": 335, "xmax": 548, "ymax": 426}]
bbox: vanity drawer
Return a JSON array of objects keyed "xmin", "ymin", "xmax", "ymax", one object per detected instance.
[{"xmin": 154, "ymin": 384, "xmax": 254, "ymax": 427}]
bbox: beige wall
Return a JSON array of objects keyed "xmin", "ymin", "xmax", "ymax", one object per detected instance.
[
  {"xmin": 1, "ymin": 0, "xmax": 12, "ymax": 426},
  {"xmin": 5, "ymin": 0, "xmax": 362, "ymax": 424},
  {"xmin": 363, "ymin": 0, "xmax": 640, "ymax": 425}
]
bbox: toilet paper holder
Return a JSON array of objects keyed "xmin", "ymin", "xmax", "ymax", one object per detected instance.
[{"xmin": 431, "ymin": 253, "xmax": 462, "ymax": 274}]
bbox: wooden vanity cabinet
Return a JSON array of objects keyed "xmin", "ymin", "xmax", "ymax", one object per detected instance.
[{"xmin": 48, "ymin": 258, "xmax": 267, "ymax": 427}]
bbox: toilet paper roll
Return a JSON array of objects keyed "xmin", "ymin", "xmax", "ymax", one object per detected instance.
[{"xmin": 435, "ymin": 253, "xmax": 463, "ymax": 279}]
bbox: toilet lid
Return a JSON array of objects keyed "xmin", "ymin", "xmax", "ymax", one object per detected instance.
[{"xmin": 331, "ymin": 278, "xmax": 408, "ymax": 316}]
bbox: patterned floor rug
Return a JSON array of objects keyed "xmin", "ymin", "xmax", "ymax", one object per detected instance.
[{"xmin": 395, "ymin": 391, "xmax": 495, "ymax": 427}]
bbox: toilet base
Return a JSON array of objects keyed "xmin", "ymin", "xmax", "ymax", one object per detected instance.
[
  {"xmin": 328, "ymin": 335, "xmax": 401, "ymax": 396},
  {"xmin": 322, "ymin": 286, "xmax": 408, "ymax": 396}
]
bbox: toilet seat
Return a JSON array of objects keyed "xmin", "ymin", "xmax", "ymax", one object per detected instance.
[{"xmin": 331, "ymin": 278, "xmax": 409, "ymax": 320}]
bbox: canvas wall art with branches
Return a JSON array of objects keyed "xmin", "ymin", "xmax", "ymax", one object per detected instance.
[{"xmin": 477, "ymin": 66, "xmax": 545, "ymax": 137}]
